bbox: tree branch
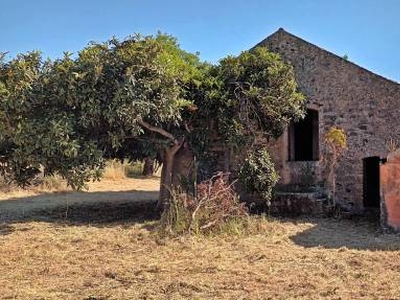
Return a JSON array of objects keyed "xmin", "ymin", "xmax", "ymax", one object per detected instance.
[
  {"xmin": 183, "ymin": 121, "xmax": 191, "ymax": 133},
  {"xmin": 138, "ymin": 120, "xmax": 178, "ymax": 144}
]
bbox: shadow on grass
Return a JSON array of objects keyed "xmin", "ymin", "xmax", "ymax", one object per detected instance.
[
  {"xmin": 46, "ymin": 200, "xmax": 158, "ymax": 224},
  {"xmin": 0, "ymin": 223, "xmax": 15, "ymax": 236},
  {"xmin": 290, "ymin": 216, "xmax": 400, "ymax": 251},
  {"xmin": 0, "ymin": 190, "xmax": 159, "ymax": 231},
  {"xmin": 3, "ymin": 189, "xmax": 400, "ymax": 252},
  {"xmin": 126, "ymin": 174, "xmax": 161, "ymax": 180}
]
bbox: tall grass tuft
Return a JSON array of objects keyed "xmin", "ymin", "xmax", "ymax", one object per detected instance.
[
  {"xmin": 102, "ymin": 160, "xmax": 127, "ymax": 180},
  {"xmin": 102, "ymin": 160, "xmax": 146, "ymax": 179}
]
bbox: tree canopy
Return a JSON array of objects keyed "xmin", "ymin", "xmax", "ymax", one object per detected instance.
[
  {"xmin": 0, "ymin": 33, "xmax": 305, "ymax": 208},
  {"xmin": 0, "ymin": 35, "xmax": 201, "ymax": 186}
]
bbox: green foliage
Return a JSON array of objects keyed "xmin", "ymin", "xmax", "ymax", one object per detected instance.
[
  {"xmin": 0, "ymin": 51, "xmax": 104, "ymax": 188},
  {"xmin": 0, "ymin": 33, "xmax": 305, "ymax": 200},
  {"xmin": 238, "ymin": 148, "xmax": 279, "ymax": 206},
  {"xmin": 213, "ymin": 47, "xmax": 305, "ymax": 145},
  {"xmin": 188, "ymin": 47, "xmax": 306, "ymax": 182},
  {"xmin": 0, "ymin": 34, "xmax": 203, "ymax": 189},
  {"xmin": 159, "ymin": 174, "xmax": 248, "ymax": 235}
]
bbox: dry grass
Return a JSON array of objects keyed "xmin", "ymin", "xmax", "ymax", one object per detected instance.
[
  {"xmin": 0, "ymin": 160, "xmax": 158, "ymax": 201},
  {"xmin": 1, "ymin": 178, "xmax": 400, "ymax": 299},
  {"xmin": 102, "ymin": 160, "xmax": 160, "ymax": 180},
  {"xmin": 102, "ymin": 160, "xmax": 146, "ymax": 180},
  {"xmin": 0, "ymin": 177, "xmax": 160, "ymax": 224},
  {"xmin": 0, "ymin": 174, "xmax": 70, "ymax": 195},
  {"xmin": 102, "ymin": 160, "xmax": 128, "ymax": 180},
  {"xmin": 2, "ymin": 217, "xmax": 400, "ymax": 300}
]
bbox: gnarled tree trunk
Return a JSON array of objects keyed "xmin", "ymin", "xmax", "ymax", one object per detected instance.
[
  {"xmin": 137, "ymin": 120, "xmax": 195, "ymax": 212},
  {"xmin": 172, "ymin": 142, "xmax": 194, "ymax": 187},
  {"xmin": 157, "ymin": 141, "xmax": 194, "ymax": 212},
  {"xmin": 158, "ymin": 142, "xmax": 182, "ymax": 211}
]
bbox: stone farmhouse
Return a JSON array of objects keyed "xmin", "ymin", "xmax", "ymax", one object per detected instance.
[{"xmin": 255, "ymin": 28, "xmax": 400, "ymax": 223}]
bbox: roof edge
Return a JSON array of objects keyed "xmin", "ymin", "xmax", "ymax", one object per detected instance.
[{"xmin": 255, "ymin": 28, "xmax": 400, "ymax": 87}]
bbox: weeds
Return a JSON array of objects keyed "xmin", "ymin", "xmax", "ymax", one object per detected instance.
[
  {"xmin": 37, "ymin": 175, "xmax": 68, "ymax": 192},
  {"xmin": 102, "ymin": 160, "xmax": 154, "ymax": 179},
  {"xmin": 159, "ymin": 173, "xmax": 248, "ymax": 236},
  {"xmin": 102, "ymin": 160, "xmax": 127, "ymax": 180},
  {"xmin": 124, "ymin": 161, "xmax": 145, "ymax": 178}
]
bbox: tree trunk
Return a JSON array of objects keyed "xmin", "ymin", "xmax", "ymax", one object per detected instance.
[
  {"xmin": 142, "ymin": 157, "xmax": 154, "ymax": 177},
  {"xmin": 157, "ymin": 141, "xmax": 195, "ymax": 212},
  {"xmin": 171, "ymin": 142, "xmax": 194, "ymax": 187},
  {"xmin": 327, "ymin": 148, "xmax": 338, "ymax": 206},
  {"xmin": 157, "ymin": 142, "xmax": 183, "ymax": 211}
]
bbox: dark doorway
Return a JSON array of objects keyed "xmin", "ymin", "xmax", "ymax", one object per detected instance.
[
  {"xmin": 289, "ymin": 109, "xmax": 319, "ymax": 161},
  {"xmin": 363, "ymin": 156, "xmax": 380, "ymax": 208}
]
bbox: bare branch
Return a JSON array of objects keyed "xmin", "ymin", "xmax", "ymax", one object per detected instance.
[{"xmin": 138, "ymin": 120, "xmax": 178, "ymax": 144}]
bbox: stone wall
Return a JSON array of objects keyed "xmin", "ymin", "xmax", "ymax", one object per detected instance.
[{"xmin": 257, "ymin": 28, "xmax": 400, "ymax": 209}]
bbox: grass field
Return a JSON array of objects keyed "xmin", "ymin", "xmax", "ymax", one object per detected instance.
[{"xmin": 1, "ymin": 177, "xmax": 400, "ymax": 299}]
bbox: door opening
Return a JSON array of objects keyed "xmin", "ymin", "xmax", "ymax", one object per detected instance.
[
  {"xmin": 363, "ymin": 156, "xmax": 381, "ymax": 208},
  {"xmin": 289, "ymin": 109, "xmax": 319, "ymax": 161}
]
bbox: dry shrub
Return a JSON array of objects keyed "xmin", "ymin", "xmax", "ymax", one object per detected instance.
[
  {"xmin": 102, "ymin": 160, "xmax": 127, "ymax": 180},
  {"xmin": 159, "ymin": 173, "xmax": 248, "ymax": 236},
  {"xmin": 102, "ymin": 160, "xmax": 148, "ymax": 179},
  {"xmin": 124, "ymin": 161, "xmax": 145, "ymax": 178},
  {"xmin": 36, "ymin": 175, "xmax": 69, "ymax": 192},
  {"xmin": 324, "ymin": 126, "xmax": 347, "ymax": 205},
  {"xmin": 0, "ymin": 175, "xmax": 15, "ymax": 192},
  {"xmin": 0, "ymin": 173, "xmax": 69, "ymax": 193}
]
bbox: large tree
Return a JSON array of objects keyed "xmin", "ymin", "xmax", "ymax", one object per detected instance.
[
  {"xmin": 0, "ymin": 35, "xmax": 305, "ymax": 210},
  {"xmin": 0, "ymin": 34, "xmax": 202, "ymax": 198}
]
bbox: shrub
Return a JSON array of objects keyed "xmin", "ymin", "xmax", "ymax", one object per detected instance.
[
  {"xmin": 324, "ymin": 127, "xmax": 347, "ymax": 205},
  {"xmin": 238, "ymin": 148, "xmax": 279, "ymax": 206},
  {"xmin": 159, "ymin": 173, "xmax": 248, "ymax": 235},
  {"xmin": 102, "ymin": 160, "xmax": 149, "ymax": 179},
  {"xmin": 325, "ymin": 127, "xmax": 347, "ymax": 150},
  {"xmin": 102, "ymin": 160, "xmax": 127, "ymax": 180},
  {"xmin": 37, "ymin": 175, "xmax": 68, "ymax": 192},
  {"xmin": 124, "ymin": 161, "xmax": 145, "ymax": 178}
]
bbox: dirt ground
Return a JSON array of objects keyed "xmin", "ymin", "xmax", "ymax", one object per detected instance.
[
  {"xmin": 0, "ymin": 178, "xmax": 160, "ymax": 222},
  {"xmin": 1, "ymin": 178, "xmax": 400, "ymax": 299}
]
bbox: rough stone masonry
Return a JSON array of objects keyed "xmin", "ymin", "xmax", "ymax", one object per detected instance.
[{"xmin": 255, "ymin": 28, "xmax": 400, "ymax": 216}]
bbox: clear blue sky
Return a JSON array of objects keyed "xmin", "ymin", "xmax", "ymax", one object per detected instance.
[{"xmin": 1, "ymin": 0, "xmax": 399, "ymax": 82}]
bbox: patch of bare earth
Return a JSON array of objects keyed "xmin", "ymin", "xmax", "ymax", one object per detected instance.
[
  {"xmin": 1, "ymin": 179, "xmax": 400, "ymax": 299},
  {"xmin": 0, "ymin": 178, "xmax": 160, "ymax": 222}
]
